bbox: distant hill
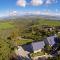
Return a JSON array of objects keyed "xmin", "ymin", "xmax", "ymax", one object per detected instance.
[{"xmin": 0, "ymin": 15, "xmax": 60, "ymax": 20}]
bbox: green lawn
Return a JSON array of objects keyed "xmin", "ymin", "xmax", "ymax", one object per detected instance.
[
  {"xmin": 38, "ymin": 20, "xmax": 60, "ymax": 26},
  {"xmin": 0, "ymin": 22, "xmax": 15, "ymax": 30}
]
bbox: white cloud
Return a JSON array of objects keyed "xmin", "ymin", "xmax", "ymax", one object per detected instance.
[
  {"xmin": 19, "ymin": 11, "xmax": 41, "ymax": 15},
  {"xmin": 17, "ymin": 10, "xmax": 60, "ymax": 16},
  {"xmin": 40, "ymin": 11, "xmax": 60, "ymax": 16},
  {"xmin": 0, "ymin": 11, "xmax": 19, "ymax": 17},
  {"xmin": 16, "ymin": 0, "xmax": 44, "ymax": 7},
  {"xmin": 16, "ymin": 0, "xmax": 58, "ymax": 7},
  {"xmin": 0, "ymin": 10, "xmax": 60, "ymax": 18},
  {"xmin": 45, "ymin": 0, "xmax": 57, "ymax": 4},
  {"xmin": 16, "ymin": 0, "xmax": 26, "ymax": 7},
  {"xmin": 9, "ymin": 11, "xmax": 18, "ymax": 16},
  {"xmin": 31, "ymin": 0, "xmax": 43, "ymax": 6},
  {"xmin": 46, "ymin": 0, "xmax": 52, "ymax": 4},
  {"xmin": 25, "ymin": 11, "xmax": 41, "ymax": 15}
]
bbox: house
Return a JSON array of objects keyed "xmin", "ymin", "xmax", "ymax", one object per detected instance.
[
  {"xmin": 42, "ymin": 25, "xmax": 54, "ymax": 31},
  {"xmin": 31, "ymin": 41, "xmax": 45, "ymax": 53},
  {"xmin": 22, "ymin": 44, "xmax": 33, "ymax": 52},
  {"xmin": 44, "ymin": 35, "xmax": 57, "ymax": 46},
  {"xmin": 22, "ymin": 35, "xmax": 57, "ymax": 54},
  {"xmin": 22, "ymin": 41, "xmax": 45, "ymax": 53},
  {"xmin": 15, "ymin": 46, "xmax": 30, "ymax": 58}
]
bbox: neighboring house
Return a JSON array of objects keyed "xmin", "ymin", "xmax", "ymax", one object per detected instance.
[
  {"xmin": 31, "ymin": 41, "xmax": 45, "ymax": 53},
  {"xmin": 15, "ymin": 46, "xmax": 30, "ymax": 59},
  {"xmin": 44, "ymin": 36, "xmax": 57, "ymax": 46}
]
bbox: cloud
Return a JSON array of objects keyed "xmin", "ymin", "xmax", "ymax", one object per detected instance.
[
  {"xmin": 30, "ymin": 0, "xmax": 58, "ymax": 6},
  {"xmin": 0, "ymin": 10, "xmax": 60, "ymax": 18},
  {"xmin": 16, "ymin": 0, "xmax": 26, "ymax": 7},
  {"xmin": 9, "ymin": 11, "xmax": 18, "ymax": 16},
  {"xmin": 24, "ymin": 11, "xmax": 41, "ymax": 15},
  {"xmin": 17, "ymin": 10, "xmax": 60, "ymax": 16},
  {"xmin": 16, "ymin": 0, "xmax": 44, "ymax": 7},
  {"xmin": 13, "ymin": 11, "xmax": 40, "ymax": 16},
  {"xmin": 40, "ymin": 11, "xmax": 60, "ymax": 16},
  {"xmin": 45, "ymin": 0, "xmax": 57, "ymax": 4},
  {"xmin": 16, "ymin": 0, "xmax": 58, "ymax": 7},
  {"xmin": 0, "ymin": 10, "xmax": 19, "ymax": 17},
  {"xmin": 31, "ymin": 0, "xmax": 44, "ymax": 6},
  {"xmin": 46, "ymin": 0, "xmax": 52, "ymax": 4}
]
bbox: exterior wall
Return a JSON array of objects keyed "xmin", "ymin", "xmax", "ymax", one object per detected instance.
[
  {"xmin": 50, "ymin": 28, "xmax": 52, "ymax": 31},
  {"xmin": 34, "ymin": 49, "xmax": 42, "ymax": 53}
]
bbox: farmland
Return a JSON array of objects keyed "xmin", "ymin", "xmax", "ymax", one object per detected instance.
[
  {"xmin": 37, "ymin": 19, "xmax": 60, "ymax": 26},
  {"xmin": 0, "ymin": 19, "xmax": 60, "ymax": 30}
]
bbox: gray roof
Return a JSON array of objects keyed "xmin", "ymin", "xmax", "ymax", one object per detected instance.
[
  {"xmin": 46, "ymin": 36, "xmax": 56, "ymax": 46},
  {"xmin": 31, "ymin": 41, "xmax": 45, "ymax": 51}
]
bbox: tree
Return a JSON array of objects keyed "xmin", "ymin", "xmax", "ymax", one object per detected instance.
[{"xmin": 44, "ymin": 45, "xmax": 51, "ymax": 54}]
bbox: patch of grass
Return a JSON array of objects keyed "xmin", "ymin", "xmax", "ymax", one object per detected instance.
[
  {"xmin": 30, "ymin": 51, "xmax": 44, "ymax": 57},
  {"xmin": 38, "ymin": 20, "xmax": 60, "ymax": 26},
  {"xmin": 15, "ymin": 39, "xmax": 33, "ymax": 45},
  {"xmin": 0, "ymin": 22, "xmax": 15, "ymax": 30},
  {"xmin": 0, "ymin": 39, "xmax": 11, "ymax": 60}
]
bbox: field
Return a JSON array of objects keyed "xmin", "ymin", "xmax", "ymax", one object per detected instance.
[
  {"xmin": 38, "ymin": 19, "xmax": 60, "ymax": 26},
  {"xmin": 0, "ymin": 22, "xmax": 15, "ymax": 30},
  {"xmin": 0, "ymin": 19, "xmax": 60, "ymax": 30}
]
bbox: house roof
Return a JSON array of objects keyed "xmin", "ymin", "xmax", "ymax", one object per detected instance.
[
  {"xmin": 22, "ymin": 44, "xmax": 33, "ymax": 52},
  {"xmin": 15, "ymin": 46, "xmax": 29, "ymax": 57},
  {"xmin": 46, "ymin": 36, "xmax": 57, "ymax": 46},
  {"xmin": 32, "ymin": 41, "xmax": 45, "ymax": 51},
  {"xmin": 22, "ymin": 41, "xmax": 45, "ymax": 52}
]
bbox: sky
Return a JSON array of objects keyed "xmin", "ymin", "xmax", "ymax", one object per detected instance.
[{"xmin": 0, "ymin": 0, "xmax": 60, "ymax": 17}]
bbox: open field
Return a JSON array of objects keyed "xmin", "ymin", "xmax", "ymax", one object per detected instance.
[
  {"xmin": 0, "ymin": 22, "xmax": 15, "ymax": 30},
  {"xmin": 0, "ymin": 19, "xmax": 60, "ymax": 30},
  {"xmin": 15, "ymin": 39, "xmax": 33, "ymax": 45},
  {"xmin": 38, "ymin": 19, "xmax": 60, "ymax": 26}
]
